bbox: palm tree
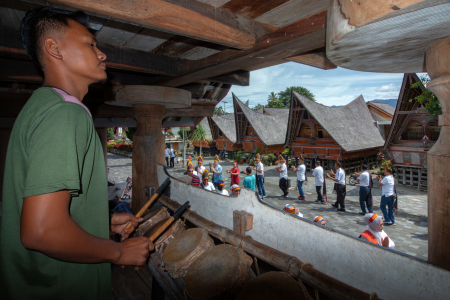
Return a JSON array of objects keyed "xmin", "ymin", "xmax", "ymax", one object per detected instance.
[
  {"xmin": 268, "ymin": 92, "xmax": 277, "ymax": 101},
  {"xmin": 190, "ymin": 123, "xmax": 210, "ymax": 157}
]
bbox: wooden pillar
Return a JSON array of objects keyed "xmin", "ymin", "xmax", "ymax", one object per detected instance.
[
  {"xmin": 132, "ymin": 104, "xmax": 165, "ymax": 215},
  {"xmin": 425, "ymin": 37, "xmax": 450, "ymax": 268},
  {"xmin": 95, "ymin": 128, "xmax": 108, "ymax": 170},
  {"xmin": 0, "ymin": 129, "xmax": 12, "ymax": 202}
]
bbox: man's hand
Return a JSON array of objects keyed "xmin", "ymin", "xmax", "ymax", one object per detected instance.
[
  {"xmin": 114, "ymin": 237, "xmax": 154, "ymax": 269},
  {"xmin": 355, "ymin": 172, "xmax": 360, "ymax": 176},
  {"xmin": 330, "ymin": 170, "xmax": 335, "ymax": 175},
  {"xmin": 110, "ymin": 213, "xmax": 143, "ymax": 241},
  {"xmin": 252, "ymin": 166, "xmax": 256, "ymax": 171},
  {"xmin": 381, "ymin": 236, "xmax": 389, "ymax": 248}
]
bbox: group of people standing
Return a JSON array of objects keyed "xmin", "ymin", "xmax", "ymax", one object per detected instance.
[{"xmin": 164, "ymin": 144, "xmax": 176, "ymax": 168}]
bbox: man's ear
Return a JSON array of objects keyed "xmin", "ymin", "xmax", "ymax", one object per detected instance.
[{"xmin": 43, "ymin": 37, "xmax": 63, "ymax": 60}]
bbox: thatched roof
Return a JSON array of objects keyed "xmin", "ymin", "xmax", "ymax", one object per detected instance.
[
  {"xmin": 256, "ymin": 108, "xmax": 290, "ymax": 116},
  {"xmin": 199, "ymin": 117, "xmax": 213, "ymax": 141},
  {"xmin": 233, "ymin": 93, "xmax": 288, "ymax": 145},
  {"xmin": 383, "ymin": 73, "xmax": 425, "ymax": 151},
  {"xmin": 367, "ymin": 102, "xmax": 395, "ymax": 122},
  {"xmin": 290, "ymin": 92, "xmax": 385, "ymax": 152},
  {"xmin": 211, "ymin": 114, "xmax": 237, "ymax": 143}
]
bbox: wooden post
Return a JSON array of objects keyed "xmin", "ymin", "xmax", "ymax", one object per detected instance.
[
  {"xmin": 132, "ymin": 104, "xmax": 166, "ymax": 215},
  {"xmin": 233, "ymin": 210, "xmax": 253, "ymax": 235},
  {"xmin": 425, "ymin": 37, "xmax": 450, "ymax": 268},
  {"xmin": 0, "ymin": 129, "xmax": 12, "ymax": 202}
]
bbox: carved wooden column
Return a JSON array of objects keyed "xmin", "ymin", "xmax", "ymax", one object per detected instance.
[
  {"xmin": 132, "ymin": 104, "xmax": 166, "ymax": 214},
  {"xmin": 106, "ymin": 86, "xmax": 191, "ymax": 214},
  {"xmin": 425, "ymin": 37, "xmax": 450, "ymax": 268}
]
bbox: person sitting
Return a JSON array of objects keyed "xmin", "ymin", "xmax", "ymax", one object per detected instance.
[
  {"xmin": 284, "ymin": 204, "xmax": 303, "ymax": 217},
  {"xmin": 201, "ymin": 169, "xmax": 215, "ymax": 191},
  {"xmin": 231, "ymin": 184, "xmax": 240, "ymax": 197},
  {"xmin": 216, "ymin": 180, "xmax": 229, "ymax": 196},
  {"xmin": 313, "ymin": 216, "xmax": 326, "ymax": 226},
  {"xmin": 359, "ymin": 213, "xmax": 395, "ymax": 248},
  {"xmin": 186, "ymin": 159, "xmax": 200, "ymax": 187},
  {"xmin": 243, "ymin": 167, "xmax": 256, "ymax": 191}
]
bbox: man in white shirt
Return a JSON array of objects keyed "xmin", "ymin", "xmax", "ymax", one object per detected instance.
[
  {"xmin": 196, "ymin": 155, "xmax": 206, "ymax": 176},
  {"xmin": 201, "ymin": 169, "xmax": 215, "ymax": 192},
  {"xmin": 376, "ymin": 166, "xmax": 396, "ymax": 225},
  {"xmin": 275, "ymin": 156, "xmax": 289, "ymax": 198},
  {"xmin": 164, "ymin": 145, "xmax": 171, "ymax": 167},
  {"xmin": 312, "ymin": 160, "xmax": 324, "ymax": 203},
  {"xmin": 355, "ymin": 164, "xmax": 373, "ymax": 215},
  {"xmin": 216, "ymin": 180, "xmax": 229, "ymax": 196},
  {"xmin": 291, "ymin": 155, "xmax": 306, "ymax": 201},
  {"xmin": 252, "ymin": 153, "xmax": 266, "ymax": 198},
  {"xmin": 170, "ymin": 146, "xmax": 175, "ymax": 168},
  {"xmin": 327, "ymin": 161, "xmax": 346, "ymax": 212}
]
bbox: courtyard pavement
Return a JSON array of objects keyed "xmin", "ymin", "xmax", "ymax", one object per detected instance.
[{"xmin": 107, "ymin": 153, "xmax": 429, "ymax": 261}]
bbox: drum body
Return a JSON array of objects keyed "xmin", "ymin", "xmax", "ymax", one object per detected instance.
[
  {"xmin": 144, "ymin": 218, "xmax": 186, "ymax": 259},
  {"xmin": 135, "ymin": 206, "xmax": 168, "ymax": 237},
  {"xmin": 163, "ymin": 228, "xmax": 214, "ymax": 278},
  {"xmin": 235, "ymin": 271, "xmax": 312, "ymax": 300},
  {"xmin": 184, "ymin": 244, "xmax": 254, "ymax": 300}
]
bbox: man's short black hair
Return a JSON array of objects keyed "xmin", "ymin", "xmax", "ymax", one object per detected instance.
[
  {"xmin": 21, "ymin": 7, "xmax": 89, "ymax": 70},
  {"xmin": 362, "ymin": 164, "xmax": 368, "ymax": 170},
  {"xmin": 315, "ymin": 161, "xmax": 320, "ymax": 165},
  {"xmin": 335, "ymin": 162, "xmax": 341, "ymax": 167},
  {"xmin": 246, "ymin": 167, "xmax": 252, "ymax": 174}
]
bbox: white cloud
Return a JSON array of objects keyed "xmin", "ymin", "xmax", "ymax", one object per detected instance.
[
  {"xmin": 353, "ymin": 87, "xmax": 363, "ymax": 91},
  {"xmin": 375, "ymin": 83, "xmax": 399, "ymax": 92}
]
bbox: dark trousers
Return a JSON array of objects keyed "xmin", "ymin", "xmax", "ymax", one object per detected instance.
[
  {"xmin": 359, "ymin": 186, "xmax": 372, "ymax": 213},
  {"xmin": 170, "ymin": 157, "xmax": 174, "ymax": 168},
  {"xmin": 165, "ymin": 157, "xmax": 169, "ymax": 166},
  {"xmin": 279, "ymin": 178, "xmax": 288, "ymax": 196},
  {"xmin": 315, "ymin": 185, "xmax": 323, "ymax": 202},
  {"xmin": 334, "ymin": 184, "xmax": 346, "ymax": 209},
  {"xmin": 256, "ymin": 175, "xmax": 266, "ymax": 196}
]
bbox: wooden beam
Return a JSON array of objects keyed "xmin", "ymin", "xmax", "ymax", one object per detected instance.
[
  {"xmin": 208, "ymin": 70, "xmax": 249, "ymax": 86},
  {"xmin": 161, "ymin": 11, "xmax": 327, "ymax": 87},
  {"xmin": 221, "ymin": 0, "xmax": 291, "ymax": 19},
  {"xmin": 287, "ymin": 51, "xmax": 337, "ymax": 70},
  {"xmin": 31, "ymin": 0, "xmax": 257, "ymax": 50}
]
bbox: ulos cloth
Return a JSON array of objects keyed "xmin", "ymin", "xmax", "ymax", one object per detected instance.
[{"xmin": 0, "ymin": 87, "xmax": 110, "ymax": 300}]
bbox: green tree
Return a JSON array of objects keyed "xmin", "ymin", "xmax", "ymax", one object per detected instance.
[
  {"xmin": 278, "ymin": 86, "xmax": 316, "ymax": 107},
  {"xmin": 266, "ymin": 97, "xmax": 285, "ymax": 108},
  {"xmin": 252, "ymin": 103, "xmax": 265, "ymax": 111},
  {"xmin": 410, "ymin": 75, "xmax": 442, "ymax": 117},
  {"xmin": 124, "ymin": 128, "xmax": 137, "ymax": 141},
  {"xmin": 107, "ymin": 127, "xmax": 114, "ymax": 140},
  {"xmin": 214, "ymin": 106, "xmax": 225, "ymax": 115},
  {"xmin": 267, "ymin": 91, "xmax": 278, "ymax": 101},
  {"xmin": 177, "ymin": 127, "xmax": 190, "ymax": 139},
  {"xmin": 190, "ymin": 123, "xmax": 210, "ymax": 157}
]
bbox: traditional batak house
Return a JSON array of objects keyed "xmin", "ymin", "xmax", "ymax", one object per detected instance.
[
  {"xmin": 208, "ymin": 113, "xmax": 242, "ymax": 158},
  {"xmin": 383, "ymin": 73, "xmax": 440, "ymax": 190},
  {"xmin": 367, "ymin": 101, "xmax": 395, "ymax": 140},
  {"xmin": 256, "ymin": 107, "xmax": 290, "ymax": 116},
  {"xmin": 192, "ymin": 118, "xmax": 217, "ymax": 157},
  {"xmin": 285, "ymin": 91, "xmax": 385, "ymax": 173},
  {"xmin": 233, "ymin": 93, "xmax": 288, "ymax": 154}
]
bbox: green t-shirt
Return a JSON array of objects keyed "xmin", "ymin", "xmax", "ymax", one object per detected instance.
[
  {"xmin": 243, "ymin": 174, "xmax": 256, "ymax": 190},
  {"xmin": 0, "ymin": 87, "xmax": 110, "ymax": 299}
]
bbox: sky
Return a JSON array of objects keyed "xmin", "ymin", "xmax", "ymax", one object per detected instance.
[{"xmin": 220, "ymin": 62, "xmax": 415, "ymax": 112}]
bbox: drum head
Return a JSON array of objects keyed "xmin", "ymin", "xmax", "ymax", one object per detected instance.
[
  {"xmin": 163, "ymin": 228, "xmax": 205, "ymax": 263},
  {"xmin": 143, "ymin": 217, "xmax": 170, "ymax": 239},
  {"xmin": 236, "ymin": 272, "xmax": 310, "ymax": 300},
  {"xmin": 184, "ymin": 244, "xmax": 243, "ymax": 299}
]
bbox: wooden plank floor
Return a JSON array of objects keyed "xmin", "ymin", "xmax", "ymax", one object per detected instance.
[{"xmin": 111, "ymin": 265, "xmax": 170, "ymax": 300}]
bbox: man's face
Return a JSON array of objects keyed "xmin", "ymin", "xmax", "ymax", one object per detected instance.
[
  {"xmin": 233, "ymin": 163, "xmax": 237, "ymax": 169},
  {"xmin": 320, "ymin": 220, "xmax": 326, "ymax": 226},
  {"xmin": 234, "ymin": 190, "xmax": 240, "ymax": 196},
  {"xmin": 199, "ymin": 162, "xmax": 203, "ymax": 167},
  {"xmin": 378, "ymin": 220, "xmax": 384, "ymax": 232},
  {"xmin": 187, "ymin": 170, "xmax": 193, "ymax": 176},
  {"xmin": 57, "ymin": 20, "xmax": 107, "ymax": 84},
  {"xmin": 202, "ymin": 178, "xmax": 208, "ymax": 185},
  {"xmin": 214, "ymin": 161, "xmax": 218, "ymax": 166},
  {"xmin": 256, "ymin": 159, "xmax": 260, "ymax": 164},
  {"xmin": 335, "ymin": 164, "xmax": 339, "ymax": 170}
]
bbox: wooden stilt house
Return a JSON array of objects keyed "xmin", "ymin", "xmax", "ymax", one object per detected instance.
[
  {"xmin": 284, "ymin": 92, "xmax": 385, "ymax": 173},
  {"xmin": 233, "ymin": 93, "xmax": 288, "ymax": 154},
  {"xmin": 367, "ymin": 102, "xmax": 395, "ymax": 140},
  {"xmin": 383, "ymin": 73, "xmax": 440, "ymax": 190},
  {"xmin": 208, "ymin": 114, "xmax": 242, "ymax": 158}
]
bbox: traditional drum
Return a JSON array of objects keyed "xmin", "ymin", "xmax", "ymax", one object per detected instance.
[
  {"xmin": 144, "ymin": 218, "xmax": 186, "ymax": 258},
  {"xmin": 162, "ymin": 228, "xmax": 214, "ymax": 278},
  {"xmin": 184, "ymin": 244, "xmax": 254, "ymax": 300},
  {"xmin": 134, "ymin": 206, "xmax": 168, "ymax": 237},
  {"xmin": 235, "ymin": 271, "xmax": 312, "ymax": 300}
]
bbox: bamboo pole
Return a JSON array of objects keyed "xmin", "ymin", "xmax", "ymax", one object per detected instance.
[{"xmin": 158, "ymin": 195, "xmax": 382, "ymax": 300}]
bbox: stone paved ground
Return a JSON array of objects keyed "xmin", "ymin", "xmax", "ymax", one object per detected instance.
[{"xmin": 108, "ymin": 153, "xmax": 429, "ymax": 261}]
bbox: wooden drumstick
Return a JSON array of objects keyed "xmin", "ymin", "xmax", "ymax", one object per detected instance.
[
  {"xmin": 121, "ymin": 177, "xmax": 171, "ymax": 235},
  {"xmin": 147, "ymin": 201, "xmax": 190, "ymax": 242}
]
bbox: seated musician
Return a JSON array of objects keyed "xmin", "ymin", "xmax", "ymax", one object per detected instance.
[
  {"xmin": 230, "ymin": 184, "xmax": 240, "ymax": 197},
  {"xmin": 216, "ymin": 180, "xmax": 229, "ymax": 196},
  {"xmin": 201, "ymin": 169, "xmax": 216, "ymax": 192},
  {"xmin": 313, "ymin": 216, "xmax": 326, "ymax": 226},
  {"xmin": 359, "ymin": 213, "xmax": 395, "ymax": 248},
  {"xmin": 186, "ymin": 159, "xmax": 200, "ymax": 187}
]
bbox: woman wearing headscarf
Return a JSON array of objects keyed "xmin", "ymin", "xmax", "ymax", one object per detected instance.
[{"xmin": 359, "ymin": 213, "xmax": 395, "ymax": 248}]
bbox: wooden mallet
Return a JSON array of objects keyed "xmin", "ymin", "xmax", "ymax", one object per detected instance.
[
  {"xmin": 145, "ymin": 201, "xmax": 190, "ymax": 242},
  {"xmin": 121, "ymin": 177, "xmax": 171, "ymax": 236}
]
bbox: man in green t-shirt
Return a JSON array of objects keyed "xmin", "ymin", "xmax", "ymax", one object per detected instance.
[{"xmin": 0, "ymin": 7, "xmax": 153, "ymax": 299}]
